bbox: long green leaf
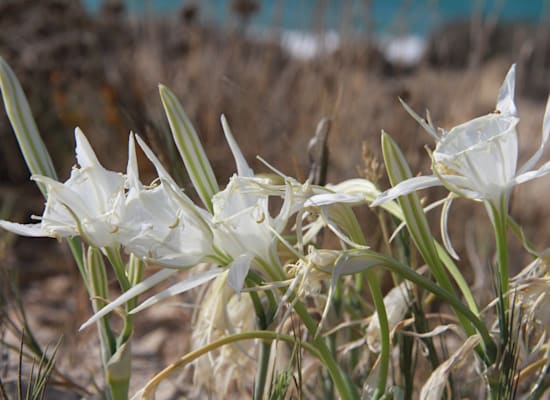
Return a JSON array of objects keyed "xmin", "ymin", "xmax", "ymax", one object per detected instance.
[
  {"xmin": 380, "ymin": 132, "xmax": 482, "ymax": 343},
  {"xmin": 0, "ymin": 57, "xmax": 57, "ymax": 195},
  {"xmin": 159, "ymin": 85, "xmax": 219, "ymax": 212}
]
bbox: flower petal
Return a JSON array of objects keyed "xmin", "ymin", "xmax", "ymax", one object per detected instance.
[
  {"xmin": 75, "ymin": 127, "xmax": 101, "ymax": 169},
  {"xmin": 399, "ymin": 98, "xmax": 440, "ymax": 141},
  {"xmin": 372, "ymin": 175, "xmax": 442, "ymax": 206},
  {"xmin": 514, "ymin": 160, "xmax": 550, "ymax": 185},
  {"xmin": 0, "ymin": 221, "xmax": 50, "ymax": 237},
  {"xmin": 227, "ymin": 253, "xmax": 254, "ymax": 294},
  {"xmin": 496, "ymin": 64, "xmax": 517, "ymax": 116},
  {"xmin": 221, "ymin": 115, "xmax": 254, "ymax": 178},
  {"xmin": 126, "ymin": 133, "xmax": 141, "ymax": 189},
  {"xmin": 519, "ymin": 95, "xmax": 550, "ymax": 174},
  {"xmin": 130, "ymin": 268, "xmax": 223, "ymax": 314},
  {"xmin": 79, "ymin": 269, "xmax": 178, "ymax": 331},
  {"xmin": 440, "ymin": 194, "xmax": 460, "ymax": 260},
  {"xmin": 304, "ymin": 193, "xmax": 364, "ymax": 208}
]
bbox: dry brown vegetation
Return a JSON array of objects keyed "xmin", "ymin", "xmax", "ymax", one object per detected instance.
[{"xmin": 1, "ymin": 0, "xmax": 550, "ymax": 398}]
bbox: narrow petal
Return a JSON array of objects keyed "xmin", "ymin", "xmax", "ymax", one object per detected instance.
[
  {"xmin": 126, "ymin": 133, "xmax": 141, "ymax": 188},
  {"xmin": 0, "ymin": 221, "xmax": 49, "ymax": 237},
  {"xmin": 135, "ymin": 134, "xmax": 174, "ymax": 184},
  {"xmin": 221, "ymin": 115, "xmax": 254, "ymax": 178},
  {"xmin": 440, "ymin": 194, "xmax": 460, "ymax": 260},
  {"xmin": 514, "ymin": 161, "xmax": 550, "ymax": 185},
  {"xmin": 79, "ymin": 269, "xmax": 178, "ymax": 331},
  {"xmin": 372, "ymin": 175, "xmax": 442, "ymax": 206},
  {"xmin": 399, "ymin": 98, "xmax": 440, "ymax": 141},
  {"xmin": 75, "ymin": 128, "xmax": 101, "ymax": 168},
  {"xmin": 227, "ymin": 254, "xmax": 254, "ymax": 294},
  {"xmin": 496, "ymin": 64, "xmax": 517, "ymax": 116},
  {"xmin": 519, "ymin": 95, "xmax": 550, "ymax": 173},
  {"xmin": 304, "ymin": 193, "xmax": 364, "ymax": 208},
  {"xmin": 130, "ymin": 268, "xmax": 223, "ymax": 314}
]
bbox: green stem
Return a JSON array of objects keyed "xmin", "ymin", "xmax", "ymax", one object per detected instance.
[
  {"xmin": 366, "ymin": 271, "xmax": 390, "ymax": 400},
  {"xmin": 358, "ymin": 250, "xmax": 496, "ymax": 363},
  {"xmin": 247, "ymin": 275, "xmax": 276, "ymax": 400},
  {"xmin": 293, "ymin": 301, "xmax": 360, "ymax": 400},
  {"xmin": 489, "ymin": 199, "xmax": 510, "ymax": 313},
  {"xmin": 254, "ymin": 341, "xmax": 272, "ymax": 400},
  {"xmin": 257, "ymin": 259, "xmax": 360, "ymax": 399},
  {"xmin": 117, "ymin": 256, "xmax": 144, "ymax": 347},
  {"xmin": 104, "ymin": 247, "xmax": 131, "ymax": 292}
]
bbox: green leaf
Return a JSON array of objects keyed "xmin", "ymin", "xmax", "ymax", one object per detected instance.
[
  {"xmin": 0, "ymin": 57, "xmax": 57, "ymax": 195},
  {"xmin": 159, "ymin": 85, "xmax": 219, "ymax": 212}
]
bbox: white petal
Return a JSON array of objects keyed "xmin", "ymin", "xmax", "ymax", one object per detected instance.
[
  {"xmin": 126, "ymin": 133, "xmax": 141, "ymax": 188},
  {"xmin": 227, "ymin": 254, "xmax": 254, "ymax": 294},
  {"xmin": 399, "ymin": 98, "xmax": 440, "ymax": 141},
  {"xmin": 79, "ymin": 269, "xmax": 178, "ymax": 331},
  {"xmin": 304, "ymin": 193, "xmax": 364, "ymax": 208},
  {"xmin": 0, "ymin": 221, "xmax": 50, "ymax": 237},
  {"xmin": 372, "ymin": 175, "xmax": 442, "ymax": 206},
  {"xmin": 514, "ymin": 161, "xmax": 550, "ymax": 185},
  {"xmin": 135, "ymin": 135, "xmax": 175, "ymax": 185},
  {"xmin": 75, "ymin": 128, "xmax": 101, "ymax": 168},
  {"xmin": 519, "ymin": 95, "xmax": 550, "ymax": 173},
  {"xmin": 496, "ymin": 64, "xmax": 517, "ymax": 116},
  {"xmin": 130, "ymin": 268, "xmax": 223, "ymax": 314},
  {"xmin": 440, "ymin": 195, "xmax": 460, "ymax": 260},
  {"xmin": 221, "ymin": 115, "xmax": 254, "ymax": 178}
]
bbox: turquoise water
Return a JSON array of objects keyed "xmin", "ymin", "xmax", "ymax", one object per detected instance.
[{"xmin": 83, "ymin": 0, "xmax": 548, "ymax": 35}]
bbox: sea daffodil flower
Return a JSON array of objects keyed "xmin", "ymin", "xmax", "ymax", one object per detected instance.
[
  {"xmin": 373, "ymin": 65, "xmax": 550, "ymax": 211},
  {"xmin": 120, "ymin": 134, "xmax": 213, "ymax": 267},
  {"xmin": 0, "ymin": 128, "xmax": 125, "ymax": 248}
]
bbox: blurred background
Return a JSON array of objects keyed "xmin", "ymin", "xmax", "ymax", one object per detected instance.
[{"xmin": 1, "ymin": 0, "xmax": 550, "ymax": 397}]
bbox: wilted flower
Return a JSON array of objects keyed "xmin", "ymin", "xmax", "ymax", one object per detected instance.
[
  {"xmin": 192, "ymin": 271, "xmax": 257, "ymax": 397},
  {"xmin": 0, "ymin": 128, "xmax": 125, "ymax": 248}
]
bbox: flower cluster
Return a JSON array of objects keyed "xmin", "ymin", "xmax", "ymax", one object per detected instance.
[
  {"xmin": 3, "ymin": 53, "xmax": 550, "ymax": 400},
  {"xmin": 0, "ymin": 129, "xmax": 214, "ymax": 266}
]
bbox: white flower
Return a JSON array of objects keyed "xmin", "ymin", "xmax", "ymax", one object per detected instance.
[
  {"xmin": 373, "ymin": 64, "xmax": 550, "ymax": 210},
  {"xmin": 0, "ymin": 128, "xmax": 125, "ymax": 248},
  {"xmin": 209, "ymin": 116, "xmax": 299, "ymax": 292},
  {"xmin": 119, "ymin": 134, "xmax": 213, "ymax": 267}
]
